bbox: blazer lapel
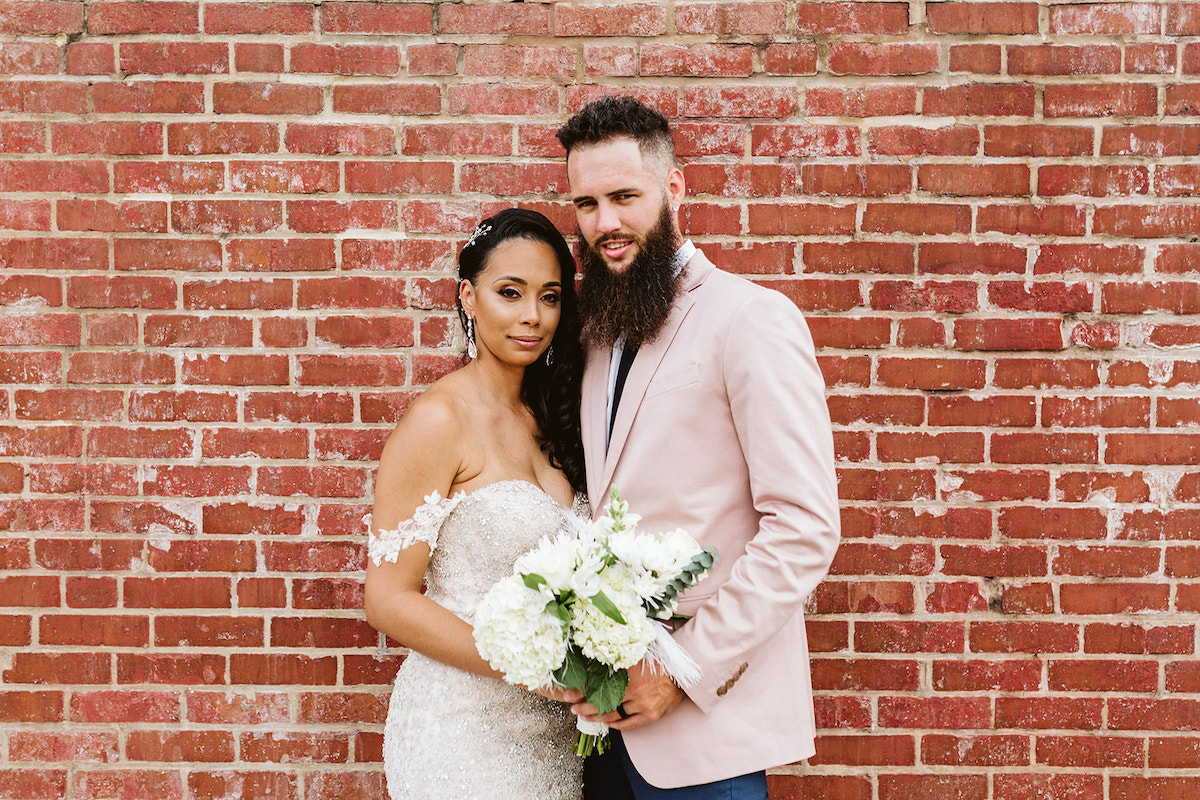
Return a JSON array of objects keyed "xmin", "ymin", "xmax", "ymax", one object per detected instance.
[
  {"xmin": 581, "ymin": 343, "xmax": 611, "ymax": 509},
  {"xmin": 598, "ymin": 255, "xmax": 715, "ymax": 504}
]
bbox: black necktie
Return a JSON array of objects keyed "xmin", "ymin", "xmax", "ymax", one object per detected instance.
[{"xmin": 607, "ymin": 343, "xmax": 638, "ymax": 447}]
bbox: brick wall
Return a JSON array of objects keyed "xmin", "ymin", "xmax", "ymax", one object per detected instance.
[{"xmin": 1, "ymin": 1, "xmax": 1198, "ymax": 798}]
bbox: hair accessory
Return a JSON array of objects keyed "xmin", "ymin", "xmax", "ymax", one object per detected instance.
[
  {"xmin": 464, "ymin": 223, "xmax": 492, "ymax": 250},
  {"xmin": 543, "ymin": 345, "xmax": 554, "ymax": 366},
  {"xmin": 466, "ymin": 317, "xmax": 478, "ymax": 359}
]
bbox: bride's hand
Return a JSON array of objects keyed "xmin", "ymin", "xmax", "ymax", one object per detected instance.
[{"xmin": 530, "ymin": 685, "xmax": 584, "ymax": 704}]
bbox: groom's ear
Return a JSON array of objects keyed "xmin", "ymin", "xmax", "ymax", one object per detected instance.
[{"xmin": 665, "ymin": 167, "xmax": 686, "ymax": 213}]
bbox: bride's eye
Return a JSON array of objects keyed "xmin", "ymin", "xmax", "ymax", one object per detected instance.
[{"xmin": 499, "ymin": 287, "xmax": 521, "ymax": 299}]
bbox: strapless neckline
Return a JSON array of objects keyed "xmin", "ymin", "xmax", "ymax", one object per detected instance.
[{"xmin": 451, "ymin": 478, "xmax": 577, "ymax": 514}]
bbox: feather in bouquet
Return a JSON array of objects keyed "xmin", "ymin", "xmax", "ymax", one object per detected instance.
[{"xmin": 473, "ymin": 487, "xmax": 718, "ymax": 756}]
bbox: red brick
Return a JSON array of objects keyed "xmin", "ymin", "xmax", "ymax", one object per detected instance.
[
  {"xmin": 928, "ymin": 2, "xmax": 1038, "ymax": 33},
  {"xmin": 1051, "ymin": 3, "xmax": 1160, "ymax": 34},
  {"xmin": 229, "ymin": 653, "xmax": 338, "ymax": 685},
  {"xmin": 64, "ymin": 347, "xmax": 171, "ymax": 383},
  {"xmin": 949, "ymin": 43, "xmax": 1002, "ymax": 74},
  {"xmin": 925, "ymin": 85, "xmax": 1036, "ymax": 117},
  {"xmin": 204, "ymin": 2, "xmax": 313, "ymax": 34},
  {"xmin": 855, "ymin": 621, "xmax": 964, "ymax": 653},
  {"xmin": 868, "ymin": 124, "xmax": 979, "ymax": 155},
  {"xmin": 804, "ymin": 242, "xmax": 915, "ymax": 274},
  {"xmin": 923, "ymin": 734, "xmax": 1029, "ymax": 766},
  {"xmin": 332, "ymin": 83, "xmax": 440, "ymax": 115},
  {"xmin": 933, "ymin": 659, "xmax": 1042, "ymax": 691},
  {"xmin": 878, "ymin": 775, "xmax": 988, "ymax": 800},
  {"xmin": 1103, "ymin": 125, "xmax": 1200, "ymax": 157},
  {"xmin": 3, "ymin": 652, "xmax": 111, "ymax": 684},
  {"xmin": 244, "ymin": 391, "xmax": 354, "ymax": 424},
  {"xmin": 173, "ymin": 200, "xmax": 282, "ymax": 234},
  {"xmin": 0, "ymin": 426, "xmax": 81, "ymax": 457},
  {"xmin": 1010, "ymin": 45, "xmax": 1121, "ymax": 75},
  {"xmin": 830, "ymin": 43, "xmax": 937, "ymax": 75},
  {"xmin": 188, "ymin": 771, "xmax": 296, "ymax": 800},
  {"xmin": 320, "ymin": 1, "xmax": 431, "ymax": 33},
  {"xmin": 1036, "ymin": 735, "xmax": 1144, "ymax": 768},
  {"xmin": 994, "ymin": 358, "xmax": 1099, "ymax": 389},
  {"xmin": 0, "ymin": 42, "xmax": 58, "ymax": 74},
  {"xmin": 235, "ymin": 42, "xmax": 284, "ymax": 72},
  {"xmin": 155, "ymin": 615, "xmax": 264, "ymax": 648},
  {"xmin": 1086, "ymin": 623, "xmax": 1193, "ymax": 655},
  {"xmin": 89, "ymin": 1, "xmax": 198, "ymax": 34},
  {"xmin": 213, "ymin": 82, "xmax": 322, "ymax": 115},
  {"xmin": 86, "ymin": 426, "xmax": 193, "ymax": 459},
  {"xmin": 985, "ymin": 124, "xmax": 1094, "ymax": 157},
  {"xmin": 640, "ymin": 43, "xmax": 753, "ymax": 77},
  {"xmin": 1045, "ymin": 84, "xmax": 1157, "ymax": 117},
  {"xmin": 90, "ymin": 501, "xmax": 196, "ymax": 535},
  {"xmin": 464, "ymin": 44, "xmax": 574, "ymax": 77},
  {"xmin": 763, "ymin": 44, "xmax": 818, "ymax": 76},
  {"xmin": 1049, "ymin": 660, "xmax": 1158, "ymax": 692},
  {"xmin": 287, "ymin": 199, "xmax": 396, "ymax": 233},
  {"xmin": 406, "ymin": 43, "xmax": 456, "ymax": 76},
  {"xmin": 979, "ymin": 204, "xmax": 1087, "ymax": 236},
  {"xmin": 125, "ymin": 577, "xmax": 230, "ymax": 609},
  {"xmin": 863, "ymin": 204, "xmax": 971, "ymax": 236},
  {"xmin": 1128, "ymin": 43, "xmax": 1175, "ymax": 74},
  {"xmin": 290, "ymin": 43, "xmax": 398, "ymax": 75},
  {"xmin": 126, "ymin": 730, "xmax": 234, "ymax": 763},
  {"xmin": 73, "ymin": 769, "xmax": 182, "ymax": 800},
  {"xmin": 807, "ymin": 734, "xmax": 915, "ymax": 766},
  {"xmin": 752, "ymin": 124, "xmax": 860, "ymax": 158},
  {"xmin": 114, "ymin": 161, "xmax": 224, "ymax": 193},
  {"xmin": 119, "ymin": 42, "xmax": 228, "ymax": 74},
  {"xmin": 971, "ymin": 622, "xmax": 1078, "ymax": 653},
  {"xmin": 284, "ymin": 123, "xmax": 395, "ymax": 155},
  {"xmin": 67, "ymin": 42, "xmax": 114, "ymax": 74},
  {"xmin": 70, "ymin": 691, "xmax": 179, "ymax": 723},
  {"xmin": 0, "ymin": 691, "xmax": 62, "ymax": 723},
  {"xmin": 129, "ymin": 390, "xmax": 237, "ymax": 423}
]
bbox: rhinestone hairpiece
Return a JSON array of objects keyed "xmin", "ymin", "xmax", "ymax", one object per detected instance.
[{"xmin": 464, "ymin": 223, "xmax": 492, "ymax": 249}]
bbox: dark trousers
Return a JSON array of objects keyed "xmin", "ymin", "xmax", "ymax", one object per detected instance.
[{"xmin": 583, "ymin": 732, "xmax": 769, "ymax": 800}]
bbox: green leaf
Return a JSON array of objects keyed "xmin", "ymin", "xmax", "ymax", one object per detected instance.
[
  {"xmin": 546, "ymin": 600, "xmax": 571, "ymax": 634},
  {"xmin": 586, "ymin": 668, "xmax": 629, "ymax": 715},
  {"xmin": 590, "ymin": 590, "xmax": 627, "ymax": 625},
  {"xmin": 553, "ymin": 650, "xmax": 589, "ymax": 693},
  {"xmin": 523, "ymin": 573, "xmax": 547, "ymax": 591}
]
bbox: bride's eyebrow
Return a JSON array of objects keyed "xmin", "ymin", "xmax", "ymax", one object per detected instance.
[{"xmin": 490, "ymin": 277, "xmax": 563, "ymax": 289}]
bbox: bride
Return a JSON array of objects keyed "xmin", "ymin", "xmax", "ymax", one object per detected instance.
[{"xmin": 364, "ymin": 209, "xmax": 587, "ymax": 799}]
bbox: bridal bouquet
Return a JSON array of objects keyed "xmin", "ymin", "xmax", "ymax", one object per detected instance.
[{"xmin": 473, "ymin": 487, "xmax": 718, "ymax": 756}]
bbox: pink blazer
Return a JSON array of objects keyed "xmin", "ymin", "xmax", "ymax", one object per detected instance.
[{"xmin": 582, "ymin": 252, "xmax": 840, "ymax": 788}]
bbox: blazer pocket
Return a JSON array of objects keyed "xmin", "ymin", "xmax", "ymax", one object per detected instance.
[{"xmin": 645, "ymin": 362, "xmax": 701, "ymax": 400}]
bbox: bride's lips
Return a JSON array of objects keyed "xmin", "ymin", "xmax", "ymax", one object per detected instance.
[{"xmin": 510, "ymin": 336, "xmax": 543, "ymax": 348}]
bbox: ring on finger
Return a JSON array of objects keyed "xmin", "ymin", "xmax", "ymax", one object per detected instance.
[{"xmin": 617, "ymin": 703, "xmax": 631, "ymax": 719}]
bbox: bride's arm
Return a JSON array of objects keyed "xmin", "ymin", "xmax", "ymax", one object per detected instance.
[{"xmin": 363, "ymin": 391, "xmax": 503, "ymax": 680}]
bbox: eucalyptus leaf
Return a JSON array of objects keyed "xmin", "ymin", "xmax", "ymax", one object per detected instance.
[{"xmin": 523, "ymin": 573, "xmax": 547, "ymax": 591}]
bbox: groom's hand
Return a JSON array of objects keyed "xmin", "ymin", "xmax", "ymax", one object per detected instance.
[
  {"xmin": 533, "ymin": 685, "xmax": 584, "ymax": 704},
  {"xmin": 571, "ymin": 660, "xmax": 685, "ymax": 731}
]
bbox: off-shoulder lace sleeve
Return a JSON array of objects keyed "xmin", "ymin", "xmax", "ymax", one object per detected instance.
[{"xmin": 365, "ymin": 490, "xmax": 465, "ymax": 566}]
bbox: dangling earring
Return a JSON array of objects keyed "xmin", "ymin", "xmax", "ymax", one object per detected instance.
[
  {"xmin": 543, "ymin": 345, "xmax": 554, "ymax": 366},
  {"xmin": 466, "ymin": 318, "xmax": 477, "ymax": 359}
]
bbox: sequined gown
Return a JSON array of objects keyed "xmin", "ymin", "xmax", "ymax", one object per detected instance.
[{"xmin": 367, "ymin": 480, "xmax": 586, "ymax": 800}]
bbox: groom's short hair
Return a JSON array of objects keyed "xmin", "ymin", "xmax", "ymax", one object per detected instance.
[{"xmin": 556, "ymin": 95, "xmax": 676, "ymax": 172}]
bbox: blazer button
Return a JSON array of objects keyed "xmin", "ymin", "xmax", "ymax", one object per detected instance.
[{"xmin": 716, "ymin": 685, "xmax": 728, "ymax": 697}]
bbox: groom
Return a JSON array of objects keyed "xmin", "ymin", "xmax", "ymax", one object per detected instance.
[{"xmin": 558, "ymin": 95, "xmax": 841, "ymax": 799}]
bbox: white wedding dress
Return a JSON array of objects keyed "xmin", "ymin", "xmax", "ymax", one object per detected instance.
[{"xmin": 368, "ymin": 480, "xmax": 587, "ymax": 800}]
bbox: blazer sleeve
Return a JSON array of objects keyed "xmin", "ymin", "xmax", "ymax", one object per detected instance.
[{"xmin": 670, "ymin": 288, "xmax": 841, "ymax": 713}]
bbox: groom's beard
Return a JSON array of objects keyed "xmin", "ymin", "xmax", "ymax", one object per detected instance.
[{"xmin": 578, "ymin": 203, "xmax": 683, "ymax": 349}]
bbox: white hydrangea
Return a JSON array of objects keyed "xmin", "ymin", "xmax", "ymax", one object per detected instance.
[
  {"xmin": 570, "ymin": 594, "xmax": 654, "ymax": 670},
  {"xmin": 473, "ymin": 575, "xmax": 565, "ymax": 689}
]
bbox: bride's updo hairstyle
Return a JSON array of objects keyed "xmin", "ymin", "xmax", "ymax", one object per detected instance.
[{"xmin": 457, "ymin": 208, "xmax": 585, "ymax": 495}]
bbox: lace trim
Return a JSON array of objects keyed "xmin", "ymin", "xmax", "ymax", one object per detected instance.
[{"xmin": 365, "ymin": 490, "xmax": 465, "ymax": 566}]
